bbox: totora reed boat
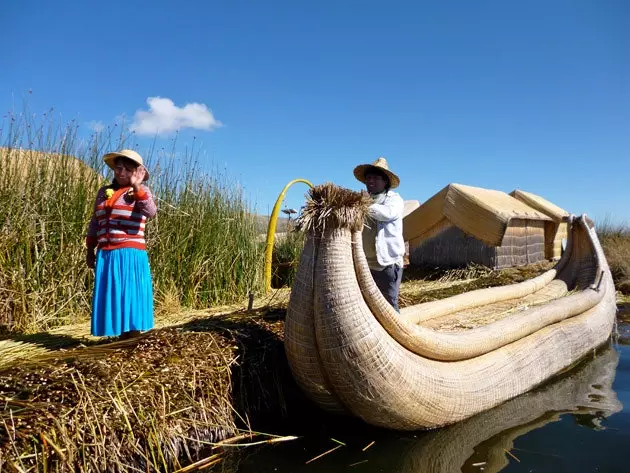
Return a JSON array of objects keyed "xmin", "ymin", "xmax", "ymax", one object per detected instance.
[{"xmin": 284, "ymin": 184, "xmax": 617, "ymax": 430}]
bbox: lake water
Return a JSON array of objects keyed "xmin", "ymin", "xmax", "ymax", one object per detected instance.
[{"xmin": 216, "ymin": 318, "xmax": 630, "ymax": 473}]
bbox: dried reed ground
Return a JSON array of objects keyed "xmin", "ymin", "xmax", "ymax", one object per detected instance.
[{"xmin": 0, "ymin": 313, "xmax": 294, "ymax": 472}]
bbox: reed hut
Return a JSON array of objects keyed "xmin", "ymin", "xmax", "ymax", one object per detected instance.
[
  {"xmin": 402, "ymin": 200, "xmax": 421, "ymax": 266},
  {"xmin": 403, "ymin": 183, "xmax": 552, "ymax": 269},
  {"xmin": 0, "ymin": 147, "xmax": 104, "ymax": 184},
  {"xmin": 509, "ymin": 189, "xmax": 569, "ymax": 260},
  {"xmin": 404, "ymin": 200, "xmax": 420, "ymax": 217}
]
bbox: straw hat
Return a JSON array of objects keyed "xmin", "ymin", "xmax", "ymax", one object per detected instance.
[
  {"xmin": 103, "ymin": 149, "xmax": 149, "ymax": 181},
  {"xmin": 353, "ymin": 157, "xmax": 400, "ymax": 189}
]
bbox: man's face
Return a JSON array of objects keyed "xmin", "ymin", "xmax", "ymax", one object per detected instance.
[{"xmin": 365, "ymin": 172, "xmax": 387, "ymax": 194}]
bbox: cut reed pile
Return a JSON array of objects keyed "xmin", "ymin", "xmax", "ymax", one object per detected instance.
[
  {"xmin": 0, "ymin": 329, "xmax": 235, "ymax": 471},
  {"xmin": 0, "ymin": 312, "xmax": 300, "ymax": 472}
]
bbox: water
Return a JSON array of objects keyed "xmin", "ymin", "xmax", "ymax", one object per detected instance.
[{"xmin": 217, "ymin": 320, "xmax": 630, "ymax": 473}]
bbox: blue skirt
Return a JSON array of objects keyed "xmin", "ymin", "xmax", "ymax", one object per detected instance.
[{"xmin": 91, "ymin": 248, "xmax": 154, "ymax": 337}]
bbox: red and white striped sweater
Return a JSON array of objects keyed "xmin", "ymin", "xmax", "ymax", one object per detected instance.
[{"xmin": 86, "ymin": 185, "xmax": 157, "ymax": 251}]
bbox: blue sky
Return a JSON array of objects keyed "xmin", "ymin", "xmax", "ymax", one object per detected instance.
[{"xmin": 2, "ymin": 1, "xmax": 629, "ymax": 222}]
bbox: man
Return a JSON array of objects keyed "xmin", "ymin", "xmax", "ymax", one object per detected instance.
[{"xmin": 353, "ymin": 157, "xmax": 405, "ymax": 312}]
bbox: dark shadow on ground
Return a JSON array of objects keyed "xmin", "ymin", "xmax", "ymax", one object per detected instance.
[
  {"xmin": 177, "ymin": 310, "xmax": 336, "ymax": 434},
  {"xmin": 0, "ymin": 332, "xmax": 92, "ymax": 349}
]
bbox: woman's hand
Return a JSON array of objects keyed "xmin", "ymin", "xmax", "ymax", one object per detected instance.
[
  {"xmin": 86, "ymin": 249, "xmax": 96, "ymax": 269},
  {"xmin": 129, "ymin": 166, "xmax": 147, "ymax": 191}
]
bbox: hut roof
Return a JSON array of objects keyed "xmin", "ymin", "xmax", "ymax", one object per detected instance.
[
  {"xmin": 403, "ymin": 183, "xmax": 552, "ymax": 246},
  {"xmin": 0, "ymin": 147, "xmax": 104, "ymax": 184},
  {"xmin": 509, "ymin": 189, "xmax": 569, "ymax": 222},
  {"xmin": 403, "ymin": 200, "xmax": 420, "ymax": 218}
]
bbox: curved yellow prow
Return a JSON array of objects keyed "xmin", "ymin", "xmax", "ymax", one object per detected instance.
[{"xmin": 264, "ymin": 178, "xmax": 314, "ymax": 292}]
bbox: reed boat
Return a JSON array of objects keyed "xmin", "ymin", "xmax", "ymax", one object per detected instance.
[{"xmin": 284, "ymin": 184, "xmax": 617, "ymax": 430}]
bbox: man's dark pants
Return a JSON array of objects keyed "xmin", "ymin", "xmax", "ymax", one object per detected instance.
[{"xmin": 370, "ymin": 264, "xmax": 403, "ymax": 312}]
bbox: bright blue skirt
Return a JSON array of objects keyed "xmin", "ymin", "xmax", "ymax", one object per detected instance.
[{"xmin": 91, "ymin": 248, "xmax": 154, "ymax": 337}]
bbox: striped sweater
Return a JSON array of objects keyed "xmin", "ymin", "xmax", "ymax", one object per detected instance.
[{"xmin": 86, "ymin": 185, "xmax": 157, "ymax": 251}]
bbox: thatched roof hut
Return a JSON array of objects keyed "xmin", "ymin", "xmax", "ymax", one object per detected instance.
[
  {"xmin": 403, "ymin": 184, "xmax": 552, "ymax": 269},
  {"xmin": 0, "ymin": 147, "xmax": 104, "ymax": 185},
  {"xmin": 403, "ymin": 200, "xmax": 420, "ymax": 218},
  {"xmin": 402, "ymin": 200, "xmax": 421, "ymax": 266},
  {"xmin": 509, "ymin": 189, "xmax": 569, "ymax": 260}
]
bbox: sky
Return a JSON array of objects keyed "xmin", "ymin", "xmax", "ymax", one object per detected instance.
[{"xmin": 1, "ymin": 0, "xmax": 629, "ymax": 223}]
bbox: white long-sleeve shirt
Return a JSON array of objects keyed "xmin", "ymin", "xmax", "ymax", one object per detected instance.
[{"xmin": 362, "ymin": 190, "xmax": 405, "ymax": 270}]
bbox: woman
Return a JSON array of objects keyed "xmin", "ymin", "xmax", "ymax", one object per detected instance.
[{"xmin": 86, "ymin": 149, "xmax": 157, "ymax": 337}]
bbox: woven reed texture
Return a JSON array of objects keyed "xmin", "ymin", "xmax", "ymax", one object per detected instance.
[
  {"xmin": 409, "ymin": 222, "xmax": 496, "ymax": 268},
  {"xmin": 510, "ymin": 189, "xmax": 569, "ymax": 259},
  {"xmin": 511, "ymin": 189, "xmax": 570, "ymax": 260},
  {"xmin": 403, "ymin": 183, "xmax": 551, "ymax": 246},
  {"xmin": 510, "ymin": 189, "xmax": 569, "ymax": 221},
  {"xmin": 285, "ymin": 184, "xmax": 617, "ymax": 429},
  {"xmin": 399, "ymin": 344, "xmax": 620, "ymax": 472},
  {"xmin": 408, "ymin": 219, "xmax": 546, "ymax": 269},
  {"xmin": 284, "ymin": 234, "xmax": 346, "ymax": 413},
  {"xmin": 403, "ymin": 186, "xmax": 450, "ymax": 242},
  {"xmin": 495, "ymin": 219, "xmax": 545, "ymax": 267},
  {"xmin": 544, "ymin": 220, "xmax": 569, "ymax": 260},
  {"xmin": 419, "ymin": 279, "xmax": 569, "ymax": 331}
]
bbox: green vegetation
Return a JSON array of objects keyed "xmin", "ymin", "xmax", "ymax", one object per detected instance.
[
  {"xmin": 271, "ymin": 225, "xmax": 306, "ymax": 288},
  {"xmin": 599, "ymin": 219, "xmax": 630, "ymax": 295},
  {"xmin": 0, "ymin": 110, "xmax": 263, "ymax": 332}
]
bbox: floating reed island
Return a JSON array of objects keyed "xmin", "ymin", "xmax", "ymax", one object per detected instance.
[
  {"xmin": 285, "ymin": 183, "xmax": 617, "ymax": 430},
  {"xmin": 0, "ymin": 315, "xmax": 301, "ymax": 472}
]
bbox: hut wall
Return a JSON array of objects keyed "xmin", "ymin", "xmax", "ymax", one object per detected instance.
[
  {"xmin": 409, "ymin": 221, "xmax": 497, "ymax": 269},
  {"xmin": 545, "ymin": 221, "xmax": 568, "ymax": 260},
  {"xmin": 495, "ymin": 219, "xmax": 545, "ymax": 269},
  {"xmin": 409, "ymin": 218, "xmax": 546, "ymax": 269}
]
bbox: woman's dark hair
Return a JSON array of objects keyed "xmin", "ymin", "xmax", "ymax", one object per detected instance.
[
  {"xmin": 364, "ymin": 167, "xmax": 391, "ymax": 190},
  {"xmin": 114, "ymin": 156, "xmax": 140, "ymax": 169}
]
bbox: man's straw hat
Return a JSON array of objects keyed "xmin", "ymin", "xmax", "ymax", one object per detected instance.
[
  {"xmin": 103, "ymin": 149, "xmax": 149, "ymax": 181},
  {"xmin": 353, "ymin": 157, "xmax": 400, "ymax": 189}
]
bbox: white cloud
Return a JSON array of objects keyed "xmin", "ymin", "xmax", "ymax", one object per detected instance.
[
  {"xmin": 130, "ymin": 97, "xmax": 222, "ymax": 136},
  {"xmin": 87, "ymin": 120, "xmax": 105, "ymax": 133}
]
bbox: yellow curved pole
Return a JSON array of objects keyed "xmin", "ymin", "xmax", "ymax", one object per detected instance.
[{"xmin": 264, "ymin": 178, "xmax": 314, "ymax": 292}]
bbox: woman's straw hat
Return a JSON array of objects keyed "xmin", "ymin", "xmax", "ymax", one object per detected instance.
[
  {"xmin": 103, "ymin": 149, "xmax": 149, "ymax": 181},
  {"xmin": 353, "ymin": 157, "xmax": 400, "ymax": 189}
]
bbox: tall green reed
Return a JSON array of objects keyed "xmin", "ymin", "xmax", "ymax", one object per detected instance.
[
  {"xmin": 597, "ymin": 216, "xmax": 630, "ymax": 295},
  {"xmin": 271, "ymin": 223, "xmax": 306, "ymax": 288},
  {"xmin": 0, "ymin": 106, "xmax": 263, "ymax": 332}
]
